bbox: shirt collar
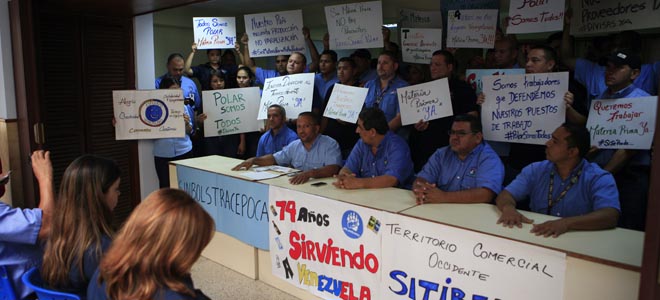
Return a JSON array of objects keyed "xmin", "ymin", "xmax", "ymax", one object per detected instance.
[{"xmin": 605, "ymin": 84, "xmax": 637, "ymax": 99}]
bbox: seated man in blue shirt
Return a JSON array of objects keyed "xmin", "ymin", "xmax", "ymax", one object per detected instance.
[
  {"xmin": 413, "ymin": 114, "xmax": 504, "ymax": 204},
  {"xmin": 233, "ymin": 112, "xmax": 342, "ymax": 185},
  {"xmin": 333, "ymin": 107, "xmax": 414, "ymax": 189},
  {"xmin": 256, "ymin": 104, "xmax": 298, "ymax": 157},
  {"xmin": 495, "ymin": 124, "xmax": 620, "ymax": 237}
]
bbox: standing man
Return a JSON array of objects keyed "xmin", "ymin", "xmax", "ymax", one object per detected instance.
[
  {"xmin": 156, "ymin": 53, "xmax": 201, "ymax": 111},
  {"xmin": 493, "ymin": 36, "xmax": 521, "ymax": 69},
  {"xmin": 364, "ymin": 51, "xmax": 409, "ymax": 132},
  {"xmin": 315, "ymin": 50, "xmax": 339, "ymax": 100},
  {"xmin": 351, "ymin": 49, "xmax": 378, "ymax": 85},
  {"xmin": 256, "ymin": 104, "xmax": 298, "ymax": 157},
  {"xmin": 321, "ymin": 57, "xmax": 360, "ymax": 159},
  {"xmin": 184, "ymin": 44, "xmax": 227, "ymax": 90}
]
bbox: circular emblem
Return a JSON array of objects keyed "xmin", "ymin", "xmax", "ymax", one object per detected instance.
[
  {"xmin": 139, "ymin": 99, "xmax": 169, "ymax": 127},
  {"xmin": 342, "ymin": 210, "xmax": 363, "ymax": 239}
]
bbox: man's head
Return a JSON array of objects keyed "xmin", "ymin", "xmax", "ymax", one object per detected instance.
[
  {"xmin": 356, "ymin": 107, "xmax": 388, "ymax": 145},
  {"xmin": 376, "ymin": 51, "xmax": 399, "ymax": 81},
  {"xmin": 493, "ymin": 37, "xmax": 519, "ymax": 68},
  {"xmin": 350, "ymin": 49, "xmax": 372, "ymax": 76},
  {"xmin": 430, "ymin": 50, "xmax": 456, "ymax": 80},
  {"xmin": 287, "ymin": 52, "xmax": 307, "ymax": 74},
  {"xmin": 319, "ymin": 50, "xmax": 338, "ymax": 76},
  {"xmin": 449, "ymin": 114, "xmax": 483, "ymax": 158},
  {"xmin": 545, "ymin": 123, "xmax": 590, "ymax": 163},
  {"xmin": 206, "ymin": 49, "xmax": 221, "ymax": 65},
  {"xmin": 275, "ymin": 55, "xmax": 290, "ymax": 75},
  {"xmin": 601, "ymin": 50, "xmax": 641, "ymax": 92},
  {"xmin": 166, "ymin": 53, "xmax": 185, "ymax": 79},
  {"xmin": 267, "ymin": 104, "xmax": 286, "ymax": 130},
  {"xmin": 221, "ymin": 49, "xmax": 236, "ymax": 66},
  {"xmin": 337, "ymin": 57, "xmax": 357, "ymax": 84},
  {"xmin": 525, "ymin": 45, "xmax": 557, "ymax": 74},
  {"xmin": 296, "ymin": 112, "xmax": 320, "ymax": 144}
]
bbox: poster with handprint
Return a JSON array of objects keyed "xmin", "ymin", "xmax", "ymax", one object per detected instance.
[{"xmin": 258, "ymin": 73, "xmax": 315, "ymax": 120}]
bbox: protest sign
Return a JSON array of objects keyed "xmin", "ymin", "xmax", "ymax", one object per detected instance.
[
  {"xmin": 113, "ymin": 90, "xmax": 186, "ymax": 140},
  {"xmin": 269, "ymin": 186, "xmax": 384, "ymax": 300},
  {"xmin": 446, "ymin": 9, "xmax": 498, "ymax": 48},
  {"xmin": 481, "ymin": 72, "xmax": 568, "ymax": 145},
  {"xmin": 399, "ymin": 8, "xmax": 443, "ymax": 28},
  {"xmin": 192, "ymin": 17, "xmax": 236, "ymax": 49},
  {"xmin": 324, "ymin": 1, "xmax": 383, "ymax": 50},
  {"xmin": 323, "ymin": 84, "xmax": 368, "ymax": 123},
  {"xmin": 398, "ymin": 78, "xmax": 453, "ymax": 126},
  {"xmin": 466, "ymin": 68, "xmax": 526, "ymax": 94},
  {"xmin": 380, "ymin": 212, "xmax": 566, "ymax": 300},
  {"xmin": 587, "ymin": 96, "xmax": 657, "ymax": 149},
  {"xmin": 202, "ymin": 87, "xmax": 261, "ymax": 137},
  {"xmin": 400, "ymin": 28, "xmax": 443, "ymax": 64},
  {"xmin": 570, "ymin": 0, "xmax": 660, "ymax": 36},
  {"xmin": 258, "ymin": 73, "xmax": 315, "ymax": 120},
  {"xmin": 506, "ymin": 0, "xmax": 565, "ymax": 34},
  {"xmin": 244, "ymin": 10, "xmax": 305, "ymax": 58}
]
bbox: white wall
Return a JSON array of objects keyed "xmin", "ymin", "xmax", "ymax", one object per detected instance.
[{"xmin": 0, "ymin": 0, "xmax": 17, "ymax": 119}]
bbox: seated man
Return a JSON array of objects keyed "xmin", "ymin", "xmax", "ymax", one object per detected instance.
[
  {"xmin": 334, "ymin": 108, "xmax": 414, "ymax": 189},
  {"xmin": 413, "ymin": 114, "xmax": 504, "ymax": 204},
  {"xmin": 495, "ymin": 124, "xmax": 620, "ymax": 237},
  {"xmin": 256, "ymin": 104, "xmax": 298, "ymax": 157},
  {"xmin": 233, "ymin": 112, "xmax": 342, "ymax": 185}
]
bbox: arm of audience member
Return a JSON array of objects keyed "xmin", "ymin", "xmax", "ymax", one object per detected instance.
[
  {"xmin": 241, "ymin": 33, "xmax": 257, "ymax": 75},
  {"xmin": 334, "ymin": 167, "xmax": 398, "ymax": 189},
  {"xmin": 413, "ymin": 177, "xmax": 495, "ymax": 204},
  {"xmin": 476, "ymin": 93, "xmax": 485, "ymax": 106},
  {"xmin": 413, "ymin": 119, "xmax": 429, "ymax": 132},
  {"xmin": 560, "ymin": 8, "xmax": 577, "ymax": 70},
  {"xmin": 530, "ymin": 208, "xmax": 619, "ymax": 237},
  {"xmin": 184, "ymin": 43, "xmax": 197, "ymax": 76},
  {"xmin": 238, "ymin": 133, "xmax": 246, "ymax": 156},
  {"xmin": 303, "ymin": 27, "xmax": 320, "ymax": 73},
  {"xmin": 231, "ymin": 155, "xmax": 277, "ymax": 171},
  {"xmin": 564, "ymin": 91, "xmax": 587, "ymax": 125},
  {"xmin": 322, "ymin": 33, "xmax": 330, "ymax": 51},
  {"xmin": 603, "ymin": 149, "xmax": 638, "ymax": 175},
  {"xmin": 235, "ymin": 42, "xmax": 245, "ymax": 67},
  {"xmin": 382, "ymin": 27, "xmax": 395, "ymax": 52},
  {"xmin": 31, "ymin": 150, "xmax": 54, "ymax": 241},
  {"xmin": 290, "ymin": 164, "xmax": 340, "ymax": 185},
  {"xmin": 495, "ymin": 190, "xmax": 534, "ymax": 228},
  {"xmin": 388, "ymin": 113, "xmax": 402, "ymax": 132}
]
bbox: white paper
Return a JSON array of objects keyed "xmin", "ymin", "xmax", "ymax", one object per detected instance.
[
  {"xmin": 570, "ymin": 0, "xmax": 660, "ymax": 36},
  {"xmin": 399, "ymin": 8, "xmax": 443, "ymax": 28},
  {"xmin": 323, "ymin": 84, "xmax": 368, "ymax": 123},
  {"xmin": 192, "ymin": 17, "xmax": 237, "ymax": 49},
  {"xmin": 240, "ymin": 171, "xmax": 283, "ymax": 181},
  {"xmin": 398, "ymin": 78, "xmax": 453, "ymax": 126},
  {"xmin": 587, "ymin": 96, "xmax": 657, "ymax": 149},
  {"xmin": 506, "ymin": 0, "xmax": 565, "ymax": 34},
  {"xmin": 258, "ymin": 73, "xmax": 315, "ymax": 120},
  {"xmin": 465, "ymin": 68, "xmax": 526, "ymax": 94},
  {"xmin": 202, "ymin": 87, "xmax": 261, "ymax": 137},
  {"xmin": 324, "ymin": 1, "xmax": 384, "ymax": 50},
  {"xmin": 401, "ymin": 28, "xmax": 443, "ymax": 64},
  {"xmin": 113, "ymin": 90, "xmax": 186, "ymax": 140},
  {"xmin": 446, "ymin": 9, "xmax": 498, "ymax": 49},
  {"xmin": 244, "ymin": 10, "xmax": 306, "ymax": 57}
]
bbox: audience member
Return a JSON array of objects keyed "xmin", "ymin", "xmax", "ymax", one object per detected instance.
[
  {"xmin": 256, "ymin": 104, "xmax": 298, "ymax": 157},
  {"xmin": 184, "ymin": 44, "xmax": 227, "ymax": 91},
  {"xmin": 156, "ymin": 53, "xmax": 201, "ymax": 111},
  {"xmin": 321, "ymin": 57, "xmax": 360, "ymax": 159},
  {"xmin": 364, "ymin": 51, "xmax": 409, "ymax": 132},
  {"xmin": 351, "ymin": 49, "xmax": 378, "ymax": 85}
]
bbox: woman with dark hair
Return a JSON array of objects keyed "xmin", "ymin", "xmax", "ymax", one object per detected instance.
[
  {"xmin": 194, "ymin": 71, "xmax": 227, "ymax": 157},
  {"xmin": 88, "ymin": 188, "xmax": 214, "ymax": 300},
  {"xmin": 219, "ymin": 65, "xmax": 261, "ymax": 158}
]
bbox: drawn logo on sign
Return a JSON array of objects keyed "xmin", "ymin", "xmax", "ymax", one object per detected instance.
[
  {"xmin": 139, "ymin": 99, "xmax": 169, "ymax": 127},
  {"xmin": 342, "ymin": 210, "xmax": 363, "ymax": 239}
]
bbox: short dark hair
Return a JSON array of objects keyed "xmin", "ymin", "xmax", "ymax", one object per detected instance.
[
  {"xmin": 291, "ymin": 52, "xmax": 307, "ymax": 65},
  {"xmin": 298, "ymin": 111, "xmax": 319, "ymax": 126},
  {"xmin": 529, "ymin": 45, "xmax": 557, "ymax": 64},
  {"xmin": 359, "ymin": 107, "xmax": 389, "ymax": 135},
  {"xmin": 562, "ymin": 123, "xmax": 590, "ymax": 158},
  {"xmin": 166, "ymin": 53, "xmax": 184, "ymax": 64},
  {"xmin": 237, "ymin": 66, "xmax": 255, "ymax": 79},
  {"xmin": 378, "ymin": 51, "xmax": 399, "ymax": 64},
  {"xmin": 431, "ymin": 50, "xmax": 458, "ymax": 76},
  {"xmin": 268, "ymin": 104, "xmax": 286, "ymax": 118},
  {"xmin": 321, "ymin": 50, "xmax": 338, "ymax": 63},
  {"xmin": 453, "ymin": 114, "xmax": 482, "ymax": 133},
  {"xmin": 337, "ymin": 57, "xmax": 356, "ymax": 69},
  {"xmin": 206, "ymin": 49, "xmax": 221, "ymax": 55},
  {"xmin": 159, "ymin": 77, "xmax": 179, "ymax": 89}
]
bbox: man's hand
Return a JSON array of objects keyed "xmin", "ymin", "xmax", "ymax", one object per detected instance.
[
  {"xmin": 476, "ymin": 93, "xmax": 485, "ymax": 106},
  {"xmin": 323, "ymin": 33, "xmax": 330, "ymax": 50},
  {"xmin": 289, "ymin": 171, "xmax": 312, "ymax": 185},
  {"xmin": 564, "ymin": 91, "xmax": 574, "ymax": 109},
  {"xmin": 413, "ymin": 120, "xmax": 429, "ymax": 132},
  {"xmin": 232, "ymin": 158, "xmax": 255, "ymax": 171},
  {"xmin": 191, "ymin": 43, "xmax": 198, "ymax": 52},
  {"xmin": 497, "ymin": 206, "xmax": 534, "ymax": 228},
  {"xmin": 302, "ymin": 27, "xmax": 311, "ymax": 40},
  {"xmin": 530, "ymin": 219, "xmax": 569, "ymax": 237},
  {"xmin": 333, "ymin": 172, "xmax": 361, "ymax": 189},
  {"xmin": 412, "ymin": 180, "xmax": 444, "ymax": 204},
  {"xmin": 241, "ymin": 32, "xmax": 249, "ymax": 45}
]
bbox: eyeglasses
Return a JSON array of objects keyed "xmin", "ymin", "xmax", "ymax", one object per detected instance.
[{"xmin": 448, "ymin": 130, "xmax": 477, "ymax": 137}]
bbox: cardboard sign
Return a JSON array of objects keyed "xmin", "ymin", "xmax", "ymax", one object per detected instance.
[
  {"xmin": 466, "ymin": 68, "xmax": 526, "ymax": 94},
  {"xmin": 244, "ymin": 10, "xmax": 306, "ymax": 57},
  {"xmin": 446, "ymin": 9, "xmax": 498, "ymax": 49},
  {"xmin": 570, "ymin": 0, "xmax": 660, "ymax": 36},
  {"xmin": 113, "ymin": 90, "xmax": 186, "ymax": 140},
  {"xmin": 323, "ymin": 84, "xmax": 369, "ymax": 123},
  {"xmin": 258, "ymin": 73, "xmax": 315, "ymax": 120},
  {"xmin": 587, "ymin": 96, "xmax": 657, "ymax": 149},
  {"xmin": 192, "ymin": 17, "xmax": 237, "ymax": 49},
  {"xmin": 506, "ymin": 0, "xmax": 565, "ymax": 34},
  {"xmin": 399, "ymin": 8, "xmax": 443, "ymax": 28},
  {"xmin": 325, "ymin": 1, "xmax": 383, "ymax": 50},
  {"xmin": 481, "ymin": 72, "xmax": 568, "ymax": 145},
  {"xmin": 401, "ymin": 28, "xmax": 443, "ymax": 64},
  {"xmin": 201, "ymin": 87, "xmax": 261, "ymax": 137},
  {"xmin": 398, "ymin": 78, "xmax": 453, "ymax": 126}
]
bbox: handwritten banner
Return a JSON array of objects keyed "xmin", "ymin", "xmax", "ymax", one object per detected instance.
[
  {"xmin": 177, "ymin": 165, "xmax": 270, "ymax": 250},
  {"xmin": 446, "ymin": 9, "xmax": 498, "ymax": 49},
  {"xmin": 398, "ymin": 78, "xmax": 453, "ymax": 126},
  {"xmin": 399, "ymin": 8, "xmax": 443, "ymax": 28},
  {"xmin": 113, "ymin": 90, "xmax": 185, "ymax": 140},
  {"xmin": 258, "ymin": 73, "xmax": 315, "ymax": 120},
  {"xmin": 506, "ymin": 0, "xmax": 565, "ymax": 34},
  {"xmin": 192, "ymin": 17, "xmax": 237, "ymax": 49},
  {"xmin": 466, "ymin": 68, "xmax": 526, "ymax": 94},
  {"xmin": 324, "ymin": 1, "xmax": 383, "ymax": 50},
  {"xmin": 587, "ymin": 96, "xmax": 657, "ymax": 149},
  {"xmin": 401, "ymin": 28, "xmax": 443, "ymax": 64},
  {"xmin": 570, "ymin": 0, "xmax": 660, "ymax": 36},
  {"xmin": 201, "ymin": 87, "xmax": 261, "ymax": 137},
  {"xmin": 481, "ymin": 72, "xmax": 568, "ymax": 145},
  {"xmin": 380, "ymin": 212, "xmax": 566, "ymax": 300},
  {"xmin": 323, "ymin": 84, "xmax": 368, "ymax": 123},
  {"xmin": 244, "ymin": 10, "xmax": 306, "ymax": 58},
  {"xmin": 269, "ymin": 186, "xmax": 384, "ymax": 300}
]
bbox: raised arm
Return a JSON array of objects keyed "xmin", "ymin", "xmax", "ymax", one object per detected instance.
[
  {"xmin": 184, "ymin": 43, "xmax": 197, "ymax": 76},
  {"xmin": 31, "ymin": 150, "xmax": 54, "ymax": 241},
  {"xmin": 241, "ymin": 33, "xmax": 257, "ymax": 75},
  {"xmin": 560, "ymin": 9, "xmax": 577, "ymax": 70},
  {"xmin": 304, "ymin": 27, "xmax": 320, "ymax": 73}
]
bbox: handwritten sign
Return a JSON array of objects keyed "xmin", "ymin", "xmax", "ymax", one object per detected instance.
[
  {"xmin": 466, "ymin": 68, "xmax": 526, "ymax": 94},
  {"xmin": 401, "ymin": 28, "xmax": 443, "ymax": 64},
  {"xmin": 244, "ymin": 10, "xmax": 305, "ymax": 58},
  {"xmin": 506, "ymin": 0, "xmax": 564, "ymax": 34},
  {"xmin": 258, "ymin": 73, "xmax": 315, "ymax": 120},
  {"xmin": 192, "ymin": 17, "xmax": 236, "ymax": 49},
  {"xmin": 324, "ymin": 1, "xmax": 383, "ymax": 50},
  {"xmin": 481, "ymin": 72, "xmax": 568, "ymax": 145},
  {"xmin": 177, "ymin": 165, "xmax": 270, "ymax": 250},
  {"xmin": 201, "ymin": 87, "xmax": 261, "ymax": 137},
  {"xmin": 446, "ymin": 9, "xmax": 498, "ymax": 49},
  {"xmin": 570, "ymin": 0, "xmax": 660, "ymax": 36},
  {"xmin": 586, "ymin": 96, "xmax": 657, "ymax": 149},
  {"xmin": 399, "ymin": 8, "xmax": 443, "ymax": 28},
  {"xmin": 113, "ymin": 90, "xmax": 185, "ymax": 140},
  {"xmin": 269, "ymin": 186, "xmax": 384, "ymax": 300},
  {"xmin": 398, "ymin": 78, "xmax": 453, "ymax": 126},
  {"xmin": 380, "ymin": 212, "xmax": 566, "ymax": 300},
  {"xmin": 323, "ymin": 84, "xmax": 368, "ymax": 123}
]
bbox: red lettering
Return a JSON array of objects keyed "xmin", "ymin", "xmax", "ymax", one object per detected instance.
[
  {"xmin": 275, "ymin": 200, "xmax": 296, "ymax": 222},
  {"xmin": 289, "ymin": 230, "xmax": 301, "ymax": 259}
]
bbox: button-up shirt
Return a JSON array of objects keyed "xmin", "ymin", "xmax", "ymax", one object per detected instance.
[
  {"xmin": 256, "ymin": 126, "xmax": 298, "ymax": 157},
  {"xmin": 273, "ymin": 135, "xmax": 342, "ymax": 171},
  {"xmin": 1, "ymin": 203, "xmax": 43, "ymax": 298},
  {"xmin": 364, "ymin": 76, "xmax": 409, "ymax": 123},
  {"xmin": 344, "ymin": 131, "xmax": 414, "ymax": 188}
]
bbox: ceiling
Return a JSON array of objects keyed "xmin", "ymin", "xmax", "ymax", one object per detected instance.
[{"xmin": 38, "ymin": 0, "xmax": 209, "ymax": 16}]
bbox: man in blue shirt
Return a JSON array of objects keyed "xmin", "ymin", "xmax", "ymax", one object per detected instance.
[
  {"xmin": 233, "ymin": 112, "xmax": 342, "ymax": 185},
  {"xmin": 413, "ymin": 114, "xmax": 504, "ymax": 204},
  {"xmin": 334, "ymin": 108, "xmax": 414, "ymax": 189},
  {"xmin": 351, "ymin": 49, "xmax": 378, "ymax": 85},
  {"xmin": 495, "ymin": 124, "xmax": 620, "ymax": 237},
  {"xmin": 364, "ymin": 51, "xmax": 409, "ymax": 132},
  {"xmin": 315, "ymin": 50, "xmax": 339, "ymax": 101},
  {"xmin": 256, "ymin": 104, "xmax": 298, "ymax": 157},
  {"xmin": 155, "ymin": 53, "xmax": 201, "ymax": 111}
]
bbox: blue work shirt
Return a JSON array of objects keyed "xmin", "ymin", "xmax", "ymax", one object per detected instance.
[
  {"xmin": 256, "ymin": 126, "xmax": 298, "ymax": 157},
  {"xmin": 190, "ymin": 63, "xmax": 228, "ymax": 91},
  {"xmin": 574, "ymin": 58, "xmax": 659, "ymax": 102},
  {"xmin": 314, "ymin": 72, "xmax": 339, "ymax": 101},
  {"xmin": 155, "ymin": 75, "xmax": 201, "ymax": 111},
  {"xmin": 417, "ymin": 142, "xmax": 504, "ymax": 194},
  {"xmin": 62, "ymin": 235, "xmax": 111, "ymax": 300},
  {"xmin": 505, "ymin": 159, "xmax": 620, "ymax": 217},
  {"xmin": 364, "ymin": 76, "xmax": 409, "ymax": 123},
  {"xmin": 87, "ymin": 270, "xmax": 208, "ymax": 300},
  {"xmin": 273, "ymin": 135, "xmax": 342, "ymax": 171},
  {"xmin": 344, "ymin": 131, "xmax": 414, "ymax": 189},
  {"xmin": 255, "ymin": 67, "xmax": 280, "ymax": 87},
  {"xmin": 153, "ymin": 103, "xmax": 195, "ymax": 158}
]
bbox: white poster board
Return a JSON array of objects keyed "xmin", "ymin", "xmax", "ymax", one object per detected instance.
[
  {"xmin": 466, "ymin": 68, "xmax": 526, "ymax": 94},
  {"xmin": 380, "ymin": 212, "xmax": 566, "ymax": 300},
  {"xmin": 258, "ymin": 73, "xmax": 315, "ymax": 120},
  {"xmin": 481, "ymin": 72, "xmax": 568, "ymax": 145},
  {"xmin": 446, "ymin": 9, "xmax": 498, "ymax": 49},
  {"xmin": 201, "ymin": 87, "xmax": 261, "ymax": 137},
  {"xmin": 323, "ymin": 84, "xmax": 369, "ymax": 123},
  {"xmin": 113, "ymin": 90, "xmax": 186, "ymax": 140},
  {"xmin": 324, "ymin": 1, "xmax": 383, "ymax": 50},
  {"xmin": 506, "ymin": 0, "xmax": 564, "ymax": 34},
  {"xmin": 399, "ymin": 8, "xmax": 443, "ymax": 28},
  {"xmin": 587, "ymin": 96, "xmax": 657, "ymax": 149},
  {"xmin": 398, "ymin": 78, "xmax": 453, "ymax": 126},
  {"xmin": 244, "ymin": 10, "xmax": 306, "ymax": 57},
  {"xmin": 570, "ymin": 0, "xmax": 660, "ymax": 36},
  {"xmin": 192, "ymin": 17, "xmax": 237, "ymax": 49},
  {"xmin": 401, "ymin": 28, "xmax": 443, "ymax": 64}
]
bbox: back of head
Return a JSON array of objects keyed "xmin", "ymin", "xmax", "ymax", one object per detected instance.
[{"xmin": 359, "ymin": 107, "xmax": 389, "ymax": 135}]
